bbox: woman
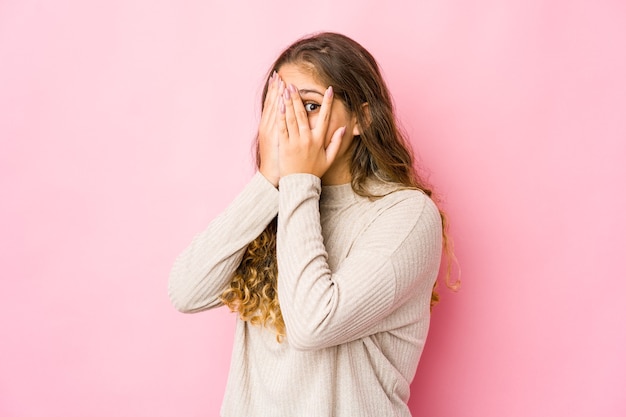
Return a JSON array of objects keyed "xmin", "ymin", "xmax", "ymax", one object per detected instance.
[{"xmin": 169, "ymin": 32, "xmax": 455, "ymax": 417}]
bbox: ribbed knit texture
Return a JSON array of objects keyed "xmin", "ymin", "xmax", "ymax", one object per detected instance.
[{"xmin": 169, "ymin": 172, "xmax": 442, "ymax": 417}]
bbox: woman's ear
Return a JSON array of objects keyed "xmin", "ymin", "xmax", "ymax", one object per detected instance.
[{"xmin": 352, "ymin": 103, "xmax": 370, "ymax": 136}]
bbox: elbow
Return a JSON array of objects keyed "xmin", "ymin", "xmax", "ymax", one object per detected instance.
[
  {"xmin": 168, "ymin": 278, "xmax": 204, "ymax": 314},
  {"xmin": 171, "ymin": 301, "xmax": 194, "ymax": 314},
  {"xmin": 168, "ymin": 288, "xmax": 196, "ymax": 313},
  {"xmin": 168, "ymin": 263, "xmax": 211, "ymax": 313},
  {"xmin": 167, "ymin": 278, "xmax": 220, "ymax": 314},
  {"xmin": 288, "ymin": 334, "xmax": 321, "ymax": 351},
  {"xmin": 281, "ymin": 300, "xmax": 338, "ymax": 350},
  {"xmin": 285, "ymin": 322, "xmax": 331, "ymax": 351}
]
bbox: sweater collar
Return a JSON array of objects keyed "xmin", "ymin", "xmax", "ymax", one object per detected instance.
[{"xmin": 320, "ymin": 182, "xmax": 356, "ymax": 206}]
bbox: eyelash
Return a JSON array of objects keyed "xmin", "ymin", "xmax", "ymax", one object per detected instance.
[{"xmin": 304, "ymin": 102, "xmax": 320, "ymax": 112}]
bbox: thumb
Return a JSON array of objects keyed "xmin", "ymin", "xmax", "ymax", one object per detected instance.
[{"xmin": 324, "ymin": 126, "xmax": 346, "ymax": 165}]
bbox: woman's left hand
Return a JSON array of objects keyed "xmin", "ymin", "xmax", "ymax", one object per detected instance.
[{"xmin": 277, "ymin": 84, "xmax": 346, "ymax": 179}]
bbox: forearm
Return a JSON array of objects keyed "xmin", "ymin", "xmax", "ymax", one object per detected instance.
[
  {"xmin": 276, "ymin": 175, "xmax": 440, "ymax": 349},
  {"xmin": 169, "ymin": 172, "xmax": 279, "ymax": 313},
  {"xmin": 276, "ymin": 175, "xmax": 331, "ymax": 343}
]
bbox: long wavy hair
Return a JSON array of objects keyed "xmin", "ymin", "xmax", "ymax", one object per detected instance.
[{"xmin": 221, "ymin": 32, "xmax": 459, "ymax": 341}]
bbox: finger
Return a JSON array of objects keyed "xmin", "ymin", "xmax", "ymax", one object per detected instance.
[
  {"xmin": 313, "ymin": 86, "xmax": 334, "ymax": 138},
  {"xmin": 276, "ymin": 95, "xmax": 289, "ymax": 144},
  {"xmin": 275, "ymin": 78, "xmax": 286, "ymax": 120},
  {"xmin": 324, "ymin": 126, "xmax": 346, "ymax": 164},
  {"xmin": 282, "ymin": 86, "xmax": 299, "ymax": 140},
  {"xmin": 261, "ymin": 73, "xmax": 279, "ymax": 125},
  {"xmin": 262, "ymin": 71, "xmax": 276, "ymax": 109},
  {"xmin": 287, "ymin": 84, "xmax": 309, "ymax": 135}
]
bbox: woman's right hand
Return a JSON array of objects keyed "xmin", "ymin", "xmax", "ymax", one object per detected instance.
[{"xmin": 258, "ymin": 71, "xmax": 283, "ymax": 187}]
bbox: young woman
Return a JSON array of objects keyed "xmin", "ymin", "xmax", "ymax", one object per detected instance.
[{"xmin": 169, "ymin": 32, "xmax": 455, "ymax": 417}]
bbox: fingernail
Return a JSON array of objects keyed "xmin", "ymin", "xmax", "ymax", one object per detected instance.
[
  {"xmin": 288, "ymin": 84, "xmax": 296, "ymax": 93},
  {"xmin": 339, "ymin": 126, "xmax": 346, "ymax": 136},
  {"xmin": 327, "ymin": 86, "xmax": 333, "ymax": 98},
  {"xmin": 279, "ymin": 97, "xmax": 286, "ymax": 114},
  {"xmin": 283, "ymin": 88, "xmax": 290, "ymax": 100}
]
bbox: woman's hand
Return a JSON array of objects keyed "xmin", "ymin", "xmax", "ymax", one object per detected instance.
[
  {"xmin": 258, "ymin": 72, "xmax": 283, "ymax": 187},
  {"xmin": 277, "ymin": 84, "xmax": 346, "ymax": 179}
]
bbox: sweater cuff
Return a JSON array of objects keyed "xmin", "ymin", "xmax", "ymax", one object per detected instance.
[
  {"xmin": 278, "ymin": 173, "xmax": 322, "ymax": 194},
  {"xmin": 251, "ymin": 171, "xmax": 280, "ymax": 194},
  {"xmin": 221, "ymin": 171, "xmax": 279, "ymax": 226}
]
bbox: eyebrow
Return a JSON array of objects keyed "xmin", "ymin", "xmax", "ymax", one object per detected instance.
[{"xmin": 298, "ymin": 88, "xmax": 325, "ymax": 97}]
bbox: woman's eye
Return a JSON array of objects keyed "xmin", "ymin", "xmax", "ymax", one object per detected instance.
[{"xmin": 304, "ymin": 103, "xmax": 320, "ymax": 112}]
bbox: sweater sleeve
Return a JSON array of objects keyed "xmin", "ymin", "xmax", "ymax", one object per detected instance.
[
  {"xmin": 276, "ymin": 174, "xmax": 442, "ymax": 350},
  {"xmin": 168, "ymin": 172, "xmax": 279, "ymax": 313}
]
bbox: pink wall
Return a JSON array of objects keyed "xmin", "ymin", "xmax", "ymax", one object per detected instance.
[{"xmin": 1, "ymin": 1, "xmax": 625, "ymax": 416}]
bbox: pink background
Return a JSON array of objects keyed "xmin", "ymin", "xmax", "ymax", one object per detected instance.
[{"xmin": 1, "ymin": 1, "xmax": 625, "ymax": 416}]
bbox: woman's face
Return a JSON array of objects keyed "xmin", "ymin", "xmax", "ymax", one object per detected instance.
[{"xmin": 277, "ymin": 63, "xmax": 360, "ymax": 184}]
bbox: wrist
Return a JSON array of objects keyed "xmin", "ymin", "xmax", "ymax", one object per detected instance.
[{"xmin": 258, "ymin": 168, "xmax": 279, "ymax": 188}]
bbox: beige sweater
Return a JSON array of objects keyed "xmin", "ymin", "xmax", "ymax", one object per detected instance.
[{"xmin": 169, "ymin": 172, "xmax": 442, "ymax": 417}]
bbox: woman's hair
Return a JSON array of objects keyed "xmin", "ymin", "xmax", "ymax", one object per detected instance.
[{"xmin": 221, "ymin": 32, "xmax": 458, "ymax": 340}]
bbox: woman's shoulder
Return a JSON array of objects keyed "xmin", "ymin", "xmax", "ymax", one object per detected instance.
[
  {"xmin": 360, "ymin": 181, "xmax": 442, "ymax": 254},
  {"xmin": 354, "ymin": 181, "xmax": 438, "ymax": 233},
  {"xmin": 364, "ymin": 178, "xmax": 436, "ymax": 209},
  {"xmin": 379, "ymin": 188, "xmax": 438, "ymax": 224}
]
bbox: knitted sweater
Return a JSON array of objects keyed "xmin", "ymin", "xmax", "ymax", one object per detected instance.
[{"xmin": 168, "ymin": 172, "xmax": 442, "ymax": 417}]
